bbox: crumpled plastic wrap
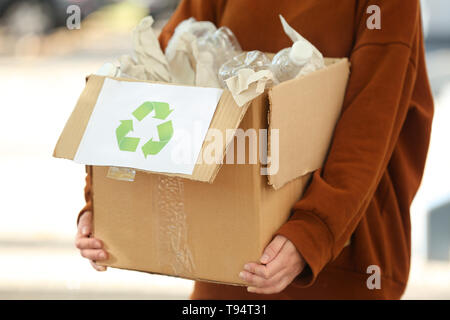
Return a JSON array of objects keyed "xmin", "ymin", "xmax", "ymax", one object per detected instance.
[
  {"xmin": 118, "ymin": 55, "xmax": 146, "ymax": 80},
  {"xmin": 165, "ymin": 17, "xmax": 224, "ymax": 88},
  {"xmin": 165, "ymin": 31, "xmax": 197, "ymax": 85},
  {"xmin": 195, "ymin": 49, "xmax": 223, "ymax": 88},
  {"xmin": 119, "ymin": 16, "xmax": 172, "ymax": 82},
  {"xmin": 224, "ymin": 68, "xmax": 276, "ymax": 107}
]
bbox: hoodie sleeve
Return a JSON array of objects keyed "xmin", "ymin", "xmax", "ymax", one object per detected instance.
[
  {"xmin": 275, "ymin": 0, "xmax": 421, "ymax": 286},
  {"xmin": 77, "ymin": 167, "xmax": 93, "ymax": 225}
]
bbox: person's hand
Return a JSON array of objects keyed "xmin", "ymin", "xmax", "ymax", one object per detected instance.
[
  {"xmin": 75, "ymin": 211, "xmax": 108, "ymax": 271},
  {"xmin": 239, "ymin": 235, "xmax": 305, "ymax": 294}
]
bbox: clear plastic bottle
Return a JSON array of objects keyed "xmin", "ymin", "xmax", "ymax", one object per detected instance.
[
  {"xmin": 165, "ymin": 17, "xmax": 217, "ymax": 62},
  {"xmin": 271, "ymin": 40, "xmax": 314, "ymax": 83},
  {"xmin": 197, "ymin": 26, "xmax": 242, "ymax": 74},
  {"xmin": 188, "ymin": 20, "xmax": 217, "ymax": 38},
  {"xmin": 218, "ymin": 50, "xmax": 272, "ymax": 87},
  {"xmin": 213, "ymin": 26, "xmax": 242, "ymax": 53},
  {"xmin": 166, "ymin": 19, "xmax": 242, "ymax": 87}
]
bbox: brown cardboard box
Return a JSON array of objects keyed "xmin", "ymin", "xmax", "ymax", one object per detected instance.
[{"xmin": 53, "ymin": 58, "xmax": 350, "ymax": 285}]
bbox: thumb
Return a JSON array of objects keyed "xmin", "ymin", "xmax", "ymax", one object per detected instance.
[
  {"xmin": 260, "ymin": 235, "xmax": 288, "ymax": 264},
  {"xmin": 78, "ymin": 211, "xmax": 93, "ymax": 236}
]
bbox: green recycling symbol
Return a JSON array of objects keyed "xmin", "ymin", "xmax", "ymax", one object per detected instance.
[{"xmin": 115, "ymin": 101, "xmax": 174, "ymax": 157}]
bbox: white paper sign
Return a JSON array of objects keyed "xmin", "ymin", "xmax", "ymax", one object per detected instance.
[{"xmin": 74, "ymin": 78, "xmax": 223, "ymax": 175}]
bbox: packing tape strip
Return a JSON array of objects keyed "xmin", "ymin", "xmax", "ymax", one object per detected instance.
[
  {"xmin": 153, "ymin": 175, "xmax": 195, "ymax": 277},
  {"xmin": 106, "ymin": 166, "xmax": 136, "ymax": 182}
]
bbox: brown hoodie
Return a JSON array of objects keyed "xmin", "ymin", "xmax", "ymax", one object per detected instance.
[{"xmin": 79, "ymin": 0, "xmax": 434, "ymax": 299}]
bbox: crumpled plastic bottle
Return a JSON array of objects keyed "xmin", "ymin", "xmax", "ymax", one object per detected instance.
[
  {"xmin": 186, "ymin": 18, "xmax": 217, "ymax": 38},
  {"xmin": 165, "ymin": 18, "xmax": 242, "ymax": 87},
  {"xmin": 165, "ymin": 17, "xmax": 217, "ymax": 62},
  {"xmin": 196, "ymin": 26, "xmax": 243, "ymax": 78},
  {"xmin": 271, "ymin": 40, "xmax": 314, "ymax": 82},
  {"xmin": 218, "ymin": 50, "xmax": 272, "ymax": 88}
]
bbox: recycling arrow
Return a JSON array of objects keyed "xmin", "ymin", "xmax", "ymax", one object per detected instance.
[
  {"xmin": 132, "ymin": 101, "xmax": 173, "ymax": 121},
  {"xmin": 115, "ymin": 101, "xmax": 174, "ymax": 157},
  {"xmin": 115, "ymin": 120, "xmax": 140, "ymax": 152},
  {"xmin": 142, "ymin": 120, "xmax": 174, "ymax": 157}
]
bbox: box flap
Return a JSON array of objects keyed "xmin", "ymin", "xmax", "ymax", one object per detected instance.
[
  {"xmin": 53, "ymin": 75, "xmax": 104, "ymax": 160},
  {"xmin": 267, "ymin": 58, "xmax": 350, "ymax": 189},
  {"xmin": 53, "ymin": 75, "xmax": 250, "ymax": 183}
]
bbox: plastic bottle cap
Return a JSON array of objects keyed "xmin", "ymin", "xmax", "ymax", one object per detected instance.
[
  {"xmin": 96, "ymin": 63, "xmax": 117, "ymax": 77},
  {"xmin": 289, "ymin": 41, "xmax": 313, "ymax": 66}
]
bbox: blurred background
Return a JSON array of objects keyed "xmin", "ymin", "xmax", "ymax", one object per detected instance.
[{"xmin": 0, "ymin": 0, "xmax": 449, "ymax": 299}]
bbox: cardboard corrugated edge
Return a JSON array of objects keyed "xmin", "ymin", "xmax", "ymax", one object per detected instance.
[
  {"xmin": 53, "ymin": 75, "xmax": 251, "ymax": 184},
  {"xmin": 267, "ymin": 58, "xmax": 350, "ymax": 190}
]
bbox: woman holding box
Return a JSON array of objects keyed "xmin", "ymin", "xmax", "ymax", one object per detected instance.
[{"xmin": 75, "ymin": 0, "xmax": 434, "ymax": 299}]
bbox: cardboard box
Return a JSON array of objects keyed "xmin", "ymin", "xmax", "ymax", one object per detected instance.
[{"xmin": 54, "ymin": 58, "xmax": 350, "ymax": 285}]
